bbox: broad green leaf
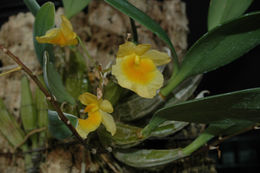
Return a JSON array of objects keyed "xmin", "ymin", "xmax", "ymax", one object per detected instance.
[
  {"xmin": 144, "ymin": 87, "xmax": 260, "ymax": 136},
  {"xmin": 161, "ymin": 12, "xmax": 260, "ymax": 96},
  {"xmin": 62, "ymin": 0, "xmax": 91, "ymax": 19},
  {"xmin": 43, "ymin": 52, "xmax": 75, "ymax": 105},
  {"xmin": 23, "ymin": 0, "xmax": 40, "ymax": 16},
  {"xmin": 114, "ymin": 148, "xmax": 184, "ymax": 168},
  {"xmin": 48, "ymin": 110, "xmax": 78, "ymax": 140},
  {"xmin": 208, "ymin": 0, "xmax": 254, "ymax": 30},
  {"xmin": 0, "ymin": 98, "xmax": 25, "ymax": 147},
  {"xmin": 104, "ymin": 0, "xmax": 179, "ymax": 71},
  {"xmin": 33, "ymin": 2, "xmax": 55, "ymax": 65},
  {"xmin": 21, "ymin": 76, "xmax": 37, "ymax": 132}
]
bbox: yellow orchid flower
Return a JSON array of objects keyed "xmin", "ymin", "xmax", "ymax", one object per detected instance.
[
  {"xmin": 112, "ymin": 42, "xmax": 171, "ymax": 98},
  {"xmin": 36, "ymin": 15, "xmax": 78, "ymax": 47},
  {"xmin": 76, "ymin": 92, "xmax": 116, "ymax": 139}
]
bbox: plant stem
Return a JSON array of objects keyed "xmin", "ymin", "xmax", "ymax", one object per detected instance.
[
  {"xmin": 23, "ymin": 0, "xmax": 40, "ymax": 17},
  {"xmin": 77, "ymin": 36, "xmax": 93, "ymax": 61},
  {"xmin": 0, "ymin": 45, "xmax": 85, "ymax": 145},
  {"xmin": 182, "ymin": 132, "xmax": 214, "ymax": 156},
  {"xmin": 160, "ymin": 72, "xmax": 184, "ymax": 97},
  {"xmin": 130, "ymin": 18, "xmax": 138, "ymax": 44}
]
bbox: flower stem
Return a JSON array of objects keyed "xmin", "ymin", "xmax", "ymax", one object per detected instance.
[
  {"xmin": 130, "ymin": 18, "xmax": 138, "ymax": 44},
  {"xmin": 0, "ymin": 45, "xmax": 86, "ymax": 146},
  {"xmin": 182, "ymin": 132, "xmax": 214, "ymax": 156},
  {"xmin": 160, "ymin": 72, "xmax": 184, "ymax": 97},
  {"xmin": 77, "ymin": 36, "xmax": 93, "ymax": 61}
]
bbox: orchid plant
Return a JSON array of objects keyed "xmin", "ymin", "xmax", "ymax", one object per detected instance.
[{"xmin": 0, "ymin": 0, "xmax": 260, "ymax": 172}]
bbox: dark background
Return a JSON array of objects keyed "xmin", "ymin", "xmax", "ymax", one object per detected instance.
[{"xmin": 0, "ymin": 0, "xmax": 260, "ymax": 172}]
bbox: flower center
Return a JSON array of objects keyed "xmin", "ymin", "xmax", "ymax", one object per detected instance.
[{"xmin": 122, "ymin": 54, "xmax": 156, "ymax": 85}]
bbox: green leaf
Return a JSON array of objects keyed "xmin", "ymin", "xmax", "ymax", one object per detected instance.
[
  {"xmin": 48, "ymin": 110, "xmax": 78, "ymax": 140},
  {"xmin": 43, "ymin": 52, "xmax": 75, "ymax": 105},
  {"xmin": 23, "ymin": 0, "xmax": 40, "ymax": 17},
  {"xmin": 208, "ymin": 0, "xmax": 254, "ymax": 30},
  {"xmin": 35, "ymin": 76, "xmax": 48, "ymax": 145},
  {"xmin": 21, "ymin": 76, "xmax": 37, "ymax": 132},
  {"xmin": 104, "ymin": 0, "xmax": 179, "ymax": 72},
  {"xmin": 21, "ymin": 76, "xmax": 38, "ymax": 147},
  {"xmin": 161, "ymin": 12, "xmax": 260, "ymax": 96},
  {"xmin": 62, "ymin": 0, "xmax": 91, "ymax": 19},
  {"xmin": 114, "ymin": 148, "xmax": 185, "ymax": 168},
  {"xmin": 144, "ymin": 87, "xmax": 260, "ymax": 136},
  {"xmin": 33, "ymin": 2, "xmax": 55, "ymax": 65}
]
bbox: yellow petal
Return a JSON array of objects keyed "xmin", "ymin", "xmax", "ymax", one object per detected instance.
[
  {"xmin": 61, "ymin": 15, "xmax": 73, "ymax": 31},
  {"xmin": 79, "ymin": 92, "xmax": 98, "ymax": 105},
  {"xmin": 60, "ymin": 15, "xmax": 78, "ymax": 45},
  {"xmin": 36, "ymin": 15, "xmax": 78, "ymax": 46},
  {"xmin": 100, "ymin": 111, "xmax": 116, "ymax": 136},
  {"xmin": 117, "ymin": 42, "xmax": 136, "ymax": 58},
  {"xmin": 117, "ymin": 42, "xmax": 152, "ymax": 58},
  {"xmin": 99, "ymin": 100, "xmax": 113, "ymax": 113},
  {"xmin": 76, "ymin": 111, "xmax": 102, "ymax": 138},
  {"xmin": 135, "ymin": 44, "xmax": 151, "ymax": 56},
  {"xmin": 141, "ymin": 49, "xmax": 171, "ymax": 66},
  {"xmin": 36, "ymin": 28, "xmax": 63, "ymax": 44},
  {"xmin": 135, "ymin": 69, "xmax": 163, "ymax": 98}
]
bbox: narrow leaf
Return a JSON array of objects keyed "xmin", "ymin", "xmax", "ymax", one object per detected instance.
[
  {"xmin": 35, "ymin": 77, "xmax": 48, "ymax": 145},
  {"xmin": 33, "ymin": 2, "xmax": 55, "ymax": 65},
  {"xmin": 0, "ymin": 98, "xmax": 25, "ymax": 147},
  {"xmin": 104, "ymin": 0, "xmax": 179, "ymax": 70},
  {"xmin": 21, "ymin": 76, "xmax": 37, "ymax": 132},
  {"xmin": 144, "ymin": 87, "xmax": 260, "ymax": 136},
  {"xmin": 161, "ymin": 12, "xmax": 260, "ymax": 96},
  {"xmin": 43, "ymin": 52, "xmax": 75, "ymax": 105},
  {"xmin": 48, "ymin": 110, "xmax": 78, "ymax": 140},
  {"xmin": 157, "ymin": 87, "xmax": 260, "ymax": 124},
  {"xmin": 208, "ymin": 0, "xmax": 254, "ymax": 30},
  {"xmin": 62, "ymin": 0, "xmax": 91, "ymax": 19}
]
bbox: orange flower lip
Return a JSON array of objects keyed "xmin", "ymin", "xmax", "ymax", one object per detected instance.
[
  {"xmin": 122, "ymin": 54, "xmax": 156, "ymax": 85},
  {"xmin": 76, "ymin": 92, "xmax": 116, "ymax": 139}
]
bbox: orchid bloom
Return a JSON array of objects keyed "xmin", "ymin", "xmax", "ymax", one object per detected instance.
[
  {"xmin": 76, "ymin": 92, "xmax": 116, "ymax": 139},
  {"xmin": 112, "ymin": 42, "xmax": 171, "ymax": 98},
  {"xmin": 36, "ymin": 15, "xmax": 78, "ymax": 46}
]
